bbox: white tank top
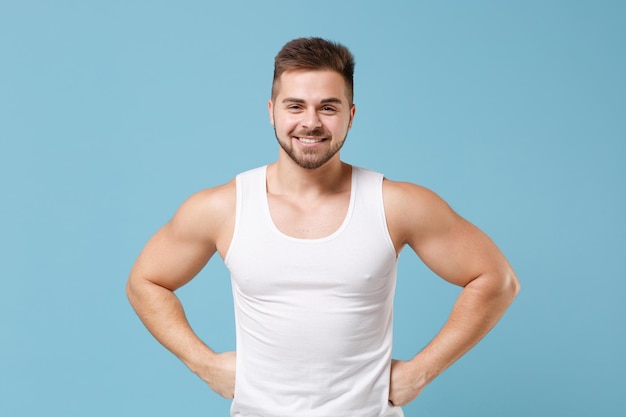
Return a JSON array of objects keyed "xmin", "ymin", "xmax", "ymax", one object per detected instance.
[{"xmin": 225, "ymin": 165, "xmax": 403, "ymax": 417}]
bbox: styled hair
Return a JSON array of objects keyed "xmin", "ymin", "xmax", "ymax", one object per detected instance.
[{"xmin": 272, "ymin": 37, "xmax": 355, "ymax": 103}]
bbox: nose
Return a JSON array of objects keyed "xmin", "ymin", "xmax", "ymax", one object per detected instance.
[{"xmin": 302, "ymin": 108, "xmax": 322, "ymax": 129}]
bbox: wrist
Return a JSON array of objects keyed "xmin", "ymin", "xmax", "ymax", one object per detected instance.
[
  {"xmin": 180, "ymin": 341, "xmax": 217, "ymax": 375},
  {"xmin": 408, "ymin": 353, "xmax": 442, "ymax": 387}
]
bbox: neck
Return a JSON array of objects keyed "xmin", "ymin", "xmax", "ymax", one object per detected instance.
[{"xmin": 268, "ymin": 152, "xmax": 351, "ymax": 197}]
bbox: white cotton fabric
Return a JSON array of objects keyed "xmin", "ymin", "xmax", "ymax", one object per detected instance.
[{"xmin": 225, "ymin": 165, "xmax": 403, "ymax": 417}]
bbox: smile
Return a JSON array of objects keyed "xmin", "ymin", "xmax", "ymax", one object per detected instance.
[{"xmin": 295, "ymin": 137, "xmax": 326, "ymax": 144}]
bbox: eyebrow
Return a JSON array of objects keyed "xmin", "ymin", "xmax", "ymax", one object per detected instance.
[{"xmin": 282, "ymin": 97, "xmax": 344, "ymax": 105}]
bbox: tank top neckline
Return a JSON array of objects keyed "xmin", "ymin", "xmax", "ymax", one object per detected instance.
[{"xmin": 260, "ymin": 165, "xmax": 358, "ymax": 243}]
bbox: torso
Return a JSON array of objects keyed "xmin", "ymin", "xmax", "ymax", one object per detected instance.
[{"xmin": 224, "ymin": 164, "xmax": 402, "ymax": 417}]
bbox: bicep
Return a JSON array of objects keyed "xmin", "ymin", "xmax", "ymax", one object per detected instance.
[
  {"xmin": 386, "ymin": 180, "xmax": 508, "ymax": 287},
  {"xmin": 128, "ymin": 186, "xmax": 234, "ymax": 292},
  {"xmin": 130, "ymin": 220, "xmax": 216, "ymax": 291},
  {"xmin": 410, "ymin": 214, "xmax": 508, "ymax": 287}
]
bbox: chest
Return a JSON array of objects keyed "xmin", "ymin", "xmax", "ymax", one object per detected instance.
[{"xmin": 267, "ymin": 192, "xmax": 351, "ymax": 239}]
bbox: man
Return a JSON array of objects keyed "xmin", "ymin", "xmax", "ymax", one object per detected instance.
[{"xmin": 127, "ymin": 37, "xmax": 519, "ymax": 416}]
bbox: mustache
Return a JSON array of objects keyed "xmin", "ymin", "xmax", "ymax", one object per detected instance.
[{"xmin": 294, "ymin": 128, "xmax": 328, "ymax": 137}]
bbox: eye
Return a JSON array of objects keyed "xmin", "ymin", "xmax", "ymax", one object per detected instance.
[{"xmin": 320, "ymin": 106, "xmax": 337, "ymax": 113}]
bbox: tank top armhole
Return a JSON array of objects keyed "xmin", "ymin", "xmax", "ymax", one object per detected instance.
[
  {"xmin": 223, "ymin": 173, "xmax": 243, "ymax": 266},
  {"xmin": 377, "ymin": 174, "xmax": 398, "ymax": 259}
]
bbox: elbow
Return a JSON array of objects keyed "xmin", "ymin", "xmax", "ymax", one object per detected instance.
[
  {"xmin": 126, "ymin": 277, "xmax": 135, "ymax": 307},
  {"xmin": 502, "ymin": 267, "xmax": 520, "ymax": 304},
  {"xmin": 474, "ymin": 266, "xmax": 519, "ymax": 306},
  {"xmin": 125, "ymin": 278, "xmax": 133, "ymax": 302},
  {"xmin": 126, "ymin": 274, "xmax": 141, "ymax": 308}
]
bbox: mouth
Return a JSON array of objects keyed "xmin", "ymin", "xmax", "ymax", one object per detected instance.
[{"xmin": 294, "ymin": 136, "xmax": 327, "ymax": 144}]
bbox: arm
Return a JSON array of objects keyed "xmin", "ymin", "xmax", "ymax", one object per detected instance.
[
  {"xmin": 384, "ymin": 180, "xmax": 520, "ymax": 406},
  {"xmin": 126, "ymin": 182, "xmax": 236, "ymax": 398}
]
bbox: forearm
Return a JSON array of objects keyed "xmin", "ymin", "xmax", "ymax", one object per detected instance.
[
  {"xmin": 126, "ymin": 277, "xmax": 236, "ymax": 397},
  {"xmin": 126, "ymin": 277, "xmax": 215, "ymax": 372},
  {"xmin": 410, "ymin": 270, "xmax": 519, "ymax": 384}
]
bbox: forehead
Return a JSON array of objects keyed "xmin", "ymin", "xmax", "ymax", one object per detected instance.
[{"xmin": 274, "ymin": 69, "xmax": 349, "ymax": 102}]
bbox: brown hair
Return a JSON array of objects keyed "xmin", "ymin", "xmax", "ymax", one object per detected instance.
[{"xmin": 272, "ymin": 37, "xmax": 355, "ymax": 103}]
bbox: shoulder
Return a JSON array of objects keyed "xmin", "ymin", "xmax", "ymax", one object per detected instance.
[
  {"xmin": 176, "ymin": 179, "xmax": 236, "ymax": 220},
  {"xmin": 382, "ymin": 178, "xmax": 460, "ymax": 248},
  {"xmin": 168, "ymin": 179, "xmax": 237, "ymax": 243},
  {"xmin": 382, "ymin": 178, "xmax": 454, "ymax": 218}
]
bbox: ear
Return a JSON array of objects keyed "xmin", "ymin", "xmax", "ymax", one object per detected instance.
[
  {"xmin": 348, "ymin": 103, "xmax": 356, "ymax": 129},
  {"xmin": 268, "ymin": 99, "xmax": 275, "ymax": 126}
]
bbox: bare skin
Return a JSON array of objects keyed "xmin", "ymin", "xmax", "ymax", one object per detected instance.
[{"xmin": 126, "ymin": 69, "xmax": 519, "ymax": 405}]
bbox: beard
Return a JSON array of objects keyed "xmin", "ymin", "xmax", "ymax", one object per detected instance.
[{"xmin": 274, "ymin": 126, "xmax": 348, "ymax": 170}]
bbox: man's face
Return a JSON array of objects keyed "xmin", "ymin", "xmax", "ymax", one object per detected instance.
[{"xmin": 269, "ymin": 70, "xmax": 356, "ymax": 170}]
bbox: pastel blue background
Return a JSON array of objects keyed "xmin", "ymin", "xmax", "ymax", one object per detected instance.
[{"xmin": 1, "ymin": 1, "xmax": 624, "ymax": 416}]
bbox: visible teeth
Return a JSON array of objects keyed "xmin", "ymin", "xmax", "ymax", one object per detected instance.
[{"xmin": 298, "ymin": 137, "xmax": 323, "ymax": 144}]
